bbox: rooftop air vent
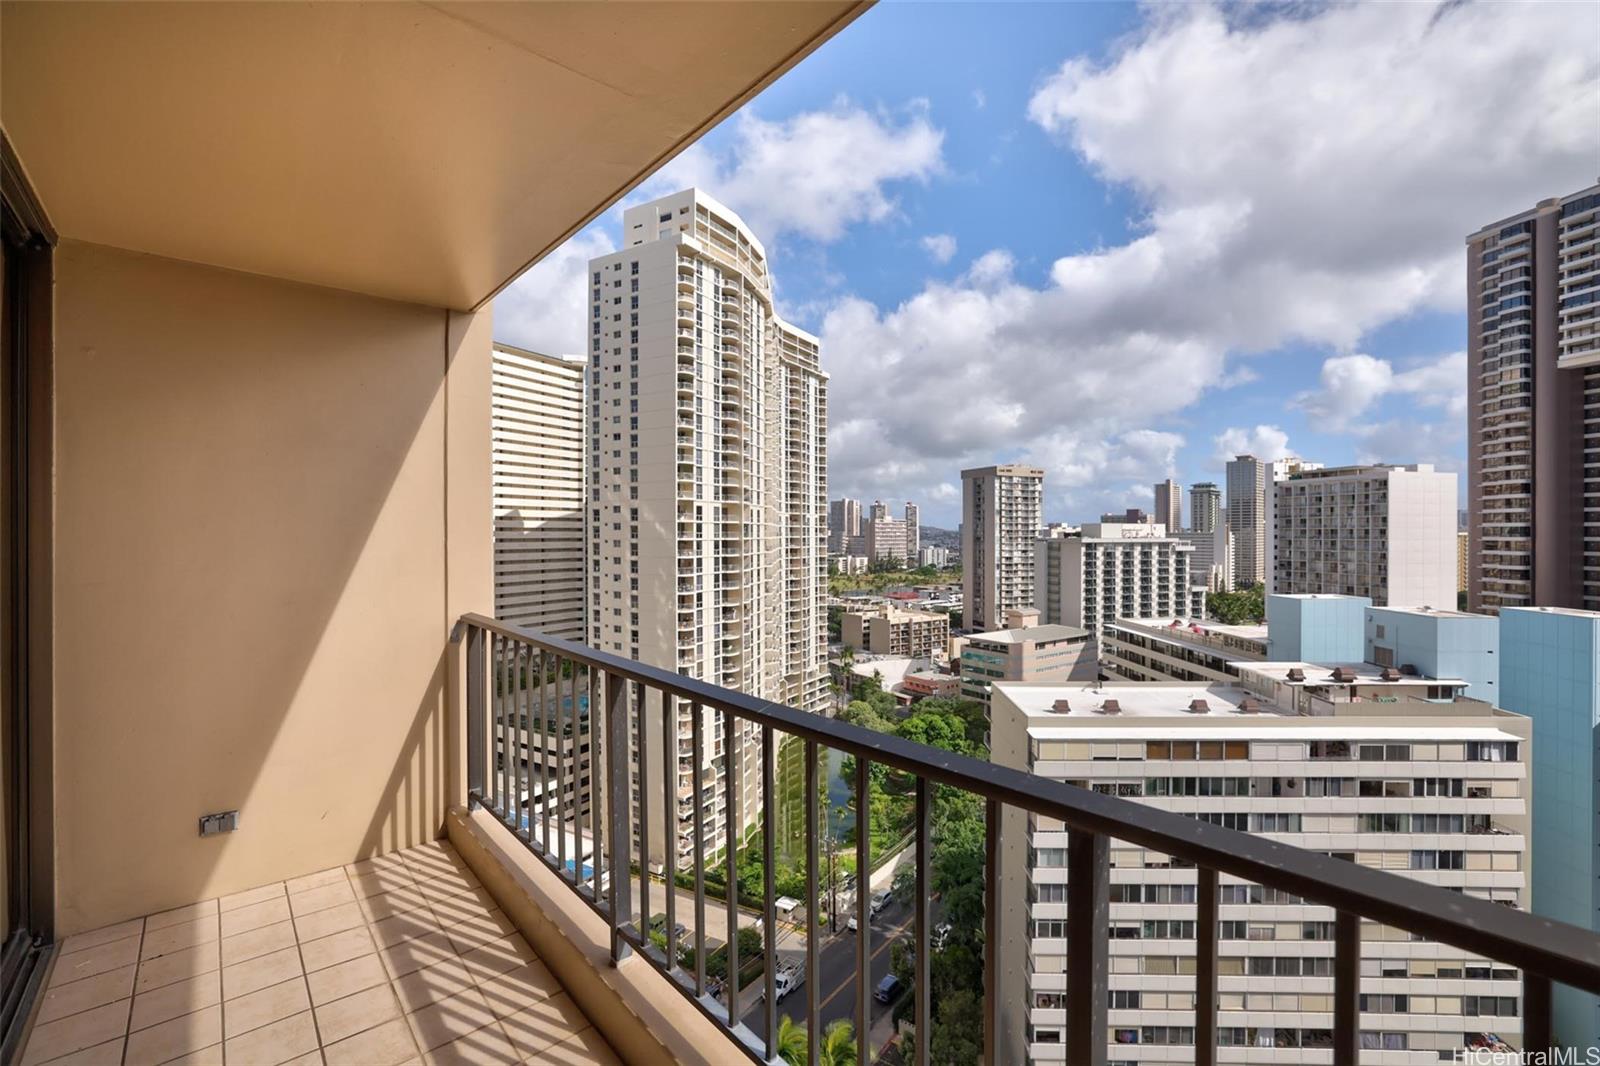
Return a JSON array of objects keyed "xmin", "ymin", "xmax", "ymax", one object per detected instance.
[
  {"xmin": 1187, "ymin": 699, "xmax": 1210, "ymax": 714},
  {"xmin": 1238, "ymin": 697, "xmax": 1262, "ymax": 714},
  {"xmin": 1286, "ymin": 667, "xmax": 1305, "ymax": 682},
  {"xmin": 1380, "ymin": 667, "xmax": 1401, "ymax": 682},
  {"xmin": 1052, "ymin": 699, "xmax": 1072, "ymax": 714},
  {"xmin": 1096, "ymin": 699, "xmax": 1122, "ymax": 715},
  {"xmin": 1330, "ymin": 667, "xmax": 1356, "ymax": 683}
]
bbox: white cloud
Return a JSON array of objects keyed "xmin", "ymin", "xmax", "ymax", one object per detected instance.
[
  {"xmin": 646, "ymin": 99, "xmax": 944, "ymax": 245},
  {"xmin": 972, "ymin": 88, "xmax": 987, "ymax": 110},
  {"xmin": 1211, "ymin": 425, "xmax": 1293, "ymax": 467},
  {"xmin": 920, "ymin": 233, "xmax": 958, "ymax": 264},
  {"xmin": 491, "ymin": 227, "xmax": 613, "ymax": 356},
  {"xmin": 1294, "ymin": 351, "xmax": 1466, "ymax": 427},
  {"xmin": 823, "ymin": 2, "xmax": 1596, "ymax": 522}
]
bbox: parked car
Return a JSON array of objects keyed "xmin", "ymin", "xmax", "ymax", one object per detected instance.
[
  {"xmin": 869, "ymin": 889, "xmax": 892, "ymax": 918},
  {"xmin": 874, "ymin": 974, "xmax": 904, "ymax": 1004},
  {"xmin": 846, "ymin": 914, "xmax": 858, "ymax": 932}
]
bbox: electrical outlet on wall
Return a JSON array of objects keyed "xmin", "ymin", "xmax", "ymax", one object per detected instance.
[{"xmin": 198, "ymin": 810, "xmax": 239, "ymax": 837}]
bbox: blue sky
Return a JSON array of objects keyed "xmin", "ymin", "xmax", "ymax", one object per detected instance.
[{"xmin": 495, "ymin": 1, "xmax": 1600, "ymax": 528}]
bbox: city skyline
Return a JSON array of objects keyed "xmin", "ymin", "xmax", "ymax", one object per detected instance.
[{"xmin": 491, "ymin": 1, "xmax": 1598, "ymax": 528}]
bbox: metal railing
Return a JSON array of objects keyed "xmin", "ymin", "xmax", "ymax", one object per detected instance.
[{"xmin": 457, "ymin": 613, "xmax": 1600, "ymax": 1066}]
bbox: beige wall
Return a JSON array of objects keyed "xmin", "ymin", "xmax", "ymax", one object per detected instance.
[{"xmin": 51, "ymin": 241, "xmax": 491, "ymax": 934}]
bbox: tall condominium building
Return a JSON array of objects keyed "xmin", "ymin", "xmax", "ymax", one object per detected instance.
[
  {"xmin": 1153, "ymin": 479, "xmax": 1182, "ymax": 532},
  {"xmin": 1273, "ymin": 464, "xmax": 1457, "ymax": 608},
  {"xmin": 1190, "ymin": 481, "xmax": 1222, "ymax": 534},
  {"xmin": 1498, "ymin": 606, "xmax": 1600, "ymax": 1048},
  {"xmin": 868, "ymin": 499, "xmax": 889, "ymax": 522},
  {"xmin": 1225, "ymin": 456, "xmax": 1267, "ymax": 587},
  {"xmin": 828, "ymin": 496, "xmax": 861, "ymax": 554},
  {"xmin": 1174, "ymin": 525, "xmax": 1233, "ymax": 592},
  {"xmin": 904, "ymin": 500, "xmax": 920, "ymax": 559},
  {"xmin": 1466, "ymin": 183, "xmax": 1600, "ymax": 612},
  {"xmin": 1034, "ymin": 522, "xmax": 1205, "ymax": 638},
  {"xmin": 864, "ymin": 516, "xmax": 910, "ymax": 563},
  {"xmin": 990, "ymin": 680, "xmax": 1531, "ymax": 1065},
  {"xmin": 491, "ymin": 344, "xmax": 587, "ymax": 639},
  {"xmin": 587, "ymin": 188, "xmax": 827, "ymax": 867},
  {"xmin": 961, "ymin": 464, "xmax": 1044, "ymax": 631}
]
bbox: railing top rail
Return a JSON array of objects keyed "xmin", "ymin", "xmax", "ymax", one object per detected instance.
[{"xmin": 457, "ymin": 612, "xmax": 1600, "ymax": 993}]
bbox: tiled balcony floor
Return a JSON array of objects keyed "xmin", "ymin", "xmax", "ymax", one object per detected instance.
[{"xmin": 21, "ymin": 841, "xmax": 619, "ymax": 1066}]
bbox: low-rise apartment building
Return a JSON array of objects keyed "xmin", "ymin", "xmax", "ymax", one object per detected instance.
[
  {"xmin": 990, "ymin": 681, "xmax": 1532, "ymax": 1065},
  {"xmin": 1103, "ymin": 618, "xmax": 1271, "ymax": 683},
  {"xmin": 840, "ymin": 605, "xmax": 951, "ymax": 659},
  {"xmin": 1035, "ymin": 522, "xmax": 1207, "ymax": 639},
  {"xmin": 958, "ymin": 624, "xmax": 1094, "ymax": 706}
]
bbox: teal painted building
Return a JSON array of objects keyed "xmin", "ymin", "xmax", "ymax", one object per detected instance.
[
  {"xmin": 1266, "ymin": 593, "xmax": 1369, "ymax": 662},
  {"xmin": 1499, "ymin": 606, "xmax": 1600, "ymax": 1049},
  {"xmin": 1365, "ymin": 606, "xmax": 1499, "ymax": 700}
]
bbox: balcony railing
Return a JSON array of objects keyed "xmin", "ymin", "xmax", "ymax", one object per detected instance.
[{"xmin": 456, "ymin": 613, "xmax": 1600, "ymax": 1066}]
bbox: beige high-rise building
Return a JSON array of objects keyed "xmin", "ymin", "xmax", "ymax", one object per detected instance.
[
  {"xmin": 904, "ymin": 500, "xmax": 920, "ymax": 559},
  {"xmin": 491, "ymin": 345, "xmax": 587, "ymax": 639},
  {"xmin": 588, "ymin": 188, "xmax": 827, "ymax": 867},
  {"xmin": 1153, "ymin": 479, "xmax": 1182, "ymax": 532},
  {"xmin": 1466, "ymin": 183, "xmax": 1600, "ymax": 612},
  {"xmin": 962, "ymin": 464, "xmax": 1044, "ymax": 631},
  {"xmin": 1034, "ymin": 522, "xmax": 1206, "ymax": 638},
  {"xmin": 865, "ymin": 516, "xmax": 910, "ymax": 563},
  {"xmin": 1458, "ymin": 530, "xmax": 1470, "ymax": 594},
  {"xmin": 1226, "ymin": 456, "xmax": 1267, "ymax": 587},
  {"xmin": 1190, "ymin": 481, "xmax": 1222, "ymax": 534}
]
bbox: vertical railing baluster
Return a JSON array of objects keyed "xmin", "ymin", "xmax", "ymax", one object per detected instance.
[
  {"xmin": 605, "ymin": 670, "xmax": 632, "ymax": 962},
  {"xmin": 465, "ymin": 626, "xmax": 485, "ymax": 807},
  {"xmin": 762, "ymin": 725, "xmax": 777, "ymax": 1056},
  {"xmin": 804, "ymin": 739, "xmax": 819, "ymax": 1066},
  {"xmin": 1333, "ymin": 910, "xmax": 1360, "ymax": 1063},
  {"xmin": 1195, "ymin": 868, "xmax": 1218, "ymax": 1066},
  {"xmin": 1065, "ymin": 828, "xmax": 1108, "ymax": 1066},
  {"xmin": 692, "ymin": 702, "xmax": 707, "ymax": 997},
  {"xmin": 726, "ymin": 709, "xmax": 741, "ymax": 1025},
  {"xmin": 636, "ymin": 682, "xmax": 650, "ymax": 948},
  {"xmin": 983, "ymin": 798, "xmax": 1002, "ymax": 1066},
  {"xmin": 557, "ymin": 657, "xmax": 569, "ymax": 879},
  {"xmin": 493, "ymin": 635, "xmax": 505, "ymax": 816},
  {"xmin": 855, "ymin": 757, "xmax": 870, "ymax": 1066},
  {"xmin": 1524, "ymin": 972, "xmax": 1552, "ymax": 1059},
  {"xmin": 539, "ymin": 650, "xmax": 551, "ymax": 854},
  {"xmin": 588, "ymin": 666, "xmax": 602, "ymax": 898},
  {"xmin": 914, "ymin": 777, "xmax": 930, "ymax": 1066},
  {"xmin": 664, "ymin": 695, "xmax": 678, "ymax": 971},
  {"xmin": 516, "ymin": 643, "xmax": 529, "ymax": 839}
]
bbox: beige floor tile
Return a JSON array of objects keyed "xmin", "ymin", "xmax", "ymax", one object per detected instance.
[
  {"xmin": 160, "ymin": 1045, "xmax": 225, "ymax": 1066},
  {"xmin": 288, "ymin": 879, "xmax": 356, "ymax": 918},
  {"xmin": 34, "ymin": 963, "xmax": 135, "ymax": 1024},
  {"xmin": 380, "ymin": 930, "xmax": 457, "ymax": 982},
  {"xmin": 444, "ymin": 910, "xmax": 516, "ymax": 954},
  {"xmin": 223, "ymin": 1008, "xmax": 319, "ymax": 1066},
  {"xmin": 35, "ymin": 1037, "xmax": 127, "ymax": 1066},
  {"xmin": 293, "ymin": 901, "xmax": 365, "ymax": 944},
  {"xmin": 306, "ymin": 952, "xmax": 388, "ymax": 1006},
  {"xmin": 405, "ymin": 986, "xmax": 497, "ymax": 1052},
  {"xmin": 220, "ymin": 896, "xmax": 292, "ymax": 938},
  {"xmin": 498, "ymin": 993, "xmax": 588, "ymax": 1060},
  {"xmin": 349, "ymin": 852, "xmax": 411, "ymax": 878},
  {"xmin": 370, "ymin": 908, "xmax": 442, "ymax": 950},
  {"xmin": 220, "ymin": 920, "xmax": 297, "ymax": 967},
  {"xmin": 477, "ymin": 962, "xmax": 560, "ymax": 1019},
  {"xmin": 130, "ymin": 971, "xmax": 222, "ymax": 1033},
  {"xmin": 300, "ymin": 924, "xmax": 376, "ymax": 974},
  {"xmin": 19, "ymin": 998, "xmax": 129, "ymax": 1065},
  {"xmin": 145, "ymin": 900, "xmax": 218, "ymax": 933},
  {"xmin": 392, "ymin": 957, "xmax": 473, "ymax": 1013},
  {"xmin": 360, "ymin": 883, "xmax": 433, "ymax": 923},
  {"xmin": 49, "ymin": 933, "xmax": 140, "ymax": 986},
  {"xmin": 223, "ymin": 975, "xmax": 310, "ymax": 1038},
  {"xmin": 57, "ymin": 918, "xmax": 143, "ymax": 957},
  {"xmin": 314, "ymin": 981, "xmax": 403, "ymax": 1045},
  {"xmin": 284, "ymin": 866, "xmax": 349, "ymax": 895},
  {"xmin": 134, "ymin": 940, "xmax": 220, "ymax": 994},
  {"xmin": 122, "ymin": 1002, "xmax": 221, "ymax": 1066},
  {"xmin": 351, "ymin": 864, "xmax": 416, "ymax": 900},
  {"xmin": 400, "ymin": 840, "xmax": 462, "ymax": 872},
  {"xmin": 538, "ymin": 1027, "xmax": 622, "ymax": 1066},
  {"xmin": 141, "ymin": 916, "xmax": 220, "ymax": 961},
  {"xmin": 458, "ymin": 934, "xmax": 535, "ymax": 985},
  {"xmin": 219, "ymin": 883, "xmax": 286, "ymax": 914},
  {"xmin": 278, "ymin": 1052, "xmax": 324, "ymax": 1066},
  {"xmin": 421, "ymin": 1023, "xmax": 519, "ymax": 1066},
  {"xmin": 426, "ymin": 887, "xmax": 498, "ymax": 927},
  {"xmin": 414, "ymin": 866, "xmax": 480, "ymax": 903},
  {"xmin": 221, "ymin": 945, "xmax": 303, "ymax": 1000},
  {"xmin": 323, "ymin": 1016, "xmax": 419, "ymax": 1066}
]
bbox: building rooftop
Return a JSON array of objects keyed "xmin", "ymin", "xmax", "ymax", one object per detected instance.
[
  {"xmin": 849, "ymin": 657, "xmax": 931, "ymax": 688},
  {"xmin": 1116, "ymin": 617, "xmax": 1270, "ymax": 643},
  {"xmin": 1270, "ymin": 593, "xmax": 1369, "ymax": 602},
  {"xmin": 1368, "ymin": 604, "xmax": 1489, "ymax": 621},
  {"xmin": 1501, "ymin": 605, "xmax": 1600, "ymax": 620},
  {"xmin": 1232, "ymin": 660, "xmax": 1466, "ymax": 687},
  {"xmin": 995, "ymin": 681, "xmax": 1288, "ymax": 718},
  {"xmin": 967, "ymin": 624, "xmax": 1091, "ymax": 646}
]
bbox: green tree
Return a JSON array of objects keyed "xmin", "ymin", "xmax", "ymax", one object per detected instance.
[
  {"xmin": 895, "ymin": 709, "xmax": 972, "ymax": 757},
  {"xmin": 776, "ymin": 1016, "xmax": 809, "ymax": 1066},
  {"xmin": 1208, "ymin": 583, "xmax": 1265, "ymax": 624},
  {"xmin": 817, "ymin": 1020, "xmax": 857, "ymax": 1066}
]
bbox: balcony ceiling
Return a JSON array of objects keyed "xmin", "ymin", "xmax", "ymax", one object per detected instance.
[{"xmin": 0, "ymin": 1, "xmax": 866, "ymax": 310}]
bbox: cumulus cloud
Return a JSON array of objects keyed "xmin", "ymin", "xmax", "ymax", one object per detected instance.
[
  {"xmin": 646, "ymin": 98, "xmax": 944, "ymax": 244},
  {"xmin": 1211, "ymin": 425, "xmax": 1293, "ymax": 467},
  {"xmin": 824, "ymin": 1, "xmax": 1596, "ymax": 521},
  {"xmin": 1294, "ymin": 351, "xmax": 1466, "ymax": 427},
  {"xmin": 920, "ymin": 233, "xmax": 958, "ymax": 263}
]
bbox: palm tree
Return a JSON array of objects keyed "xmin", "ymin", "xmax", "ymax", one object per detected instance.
[
  {"xmin": 775, "ymin": 1016, "xmax": 808, "ymax": 1066},
  {"xmin": 818, "ymin": 1019, "xmax": 857, "ymax": 1066}
]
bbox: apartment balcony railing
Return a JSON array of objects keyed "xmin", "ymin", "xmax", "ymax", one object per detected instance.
[{"xmin": 457, "ymin": 613, "xmax": 1600, "ymax": 1066}]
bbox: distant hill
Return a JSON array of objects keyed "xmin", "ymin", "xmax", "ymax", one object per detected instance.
[{"xmin": 920, "ymin": 525, "xmax": 960, "ymax": 549}]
